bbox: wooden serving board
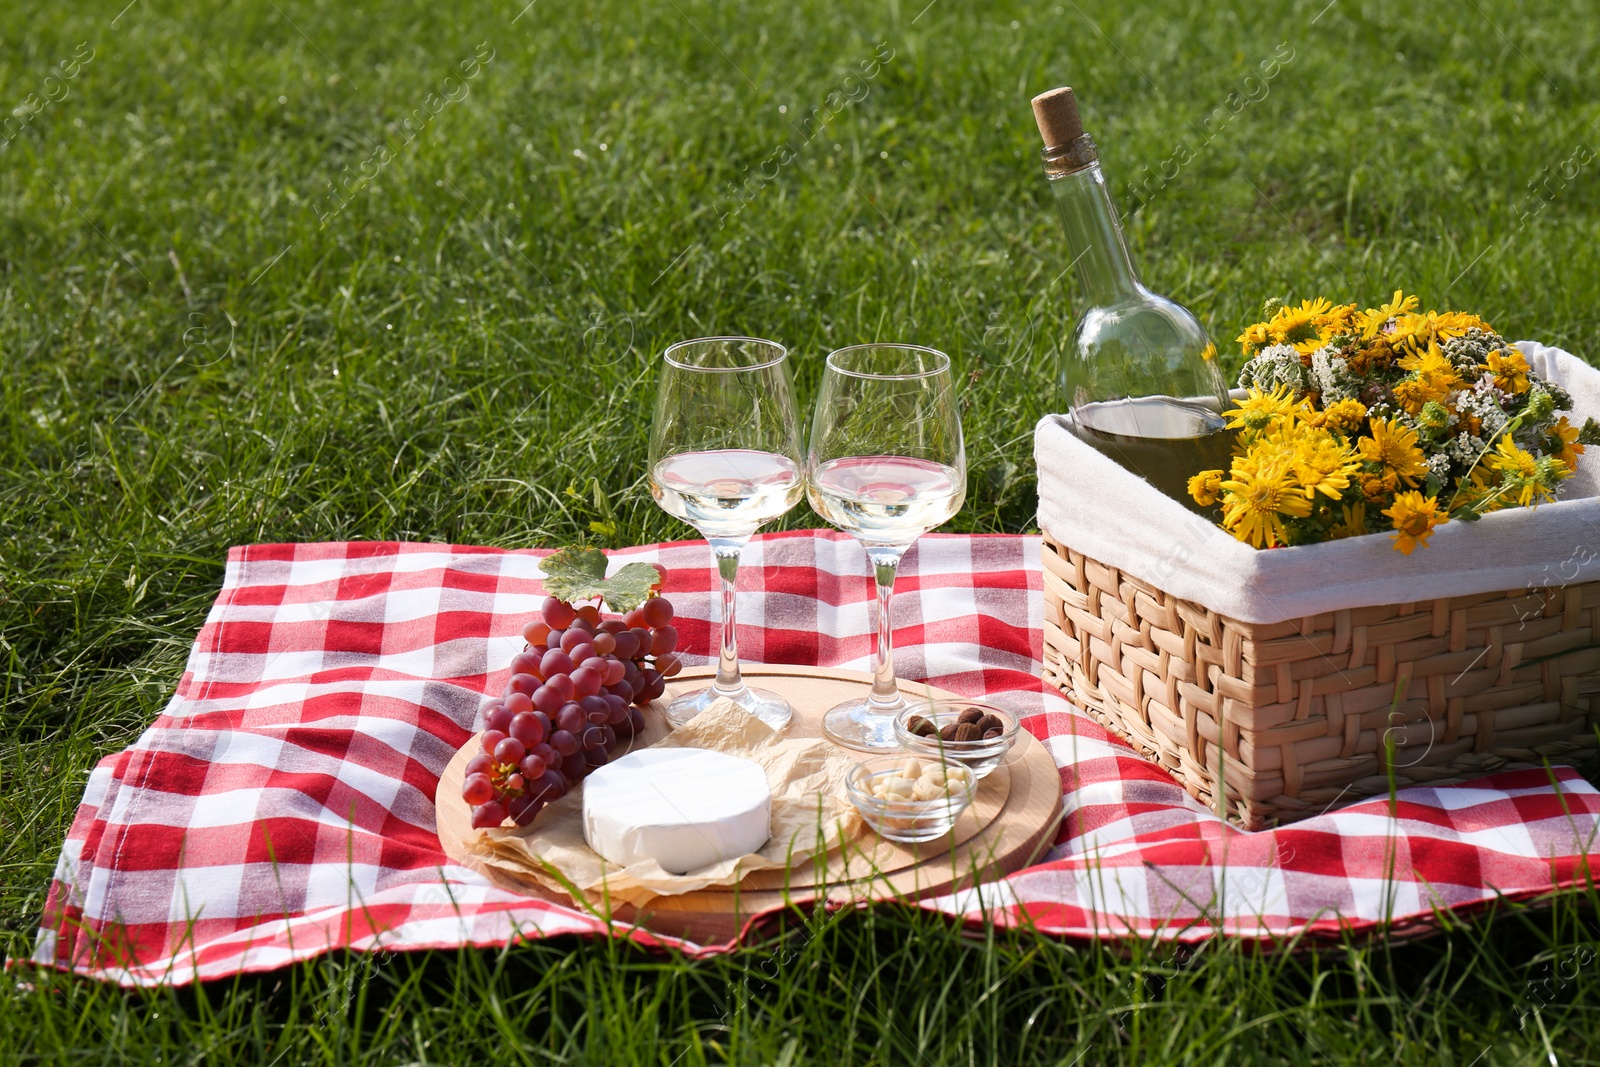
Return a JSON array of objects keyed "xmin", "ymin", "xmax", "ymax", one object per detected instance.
[{"xmin": 437, "ymin": 665, "xmax": 1063, "ymax": 942}]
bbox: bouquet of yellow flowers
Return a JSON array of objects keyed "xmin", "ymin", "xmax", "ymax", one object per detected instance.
[{"xmin": 1190, "ymin": 291, "xmax": 1599, "ymax": 552}]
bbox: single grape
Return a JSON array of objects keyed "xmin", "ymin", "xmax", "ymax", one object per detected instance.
[
  {"xmin": 579, "ymin": 655, "xmax": 608, "ymax": 673},
  {"xmin": 503, "ymin": 691, "xmax": 534, "ymax": 717},
  {"xmin": 545, "ymin": 628, "xmax": 565, "ymax": 651},
  {"xmin": 584, "ymin": 745, "xmax": 610, "ymax": 769},
  {"xmin": 570, "ymin": 665, "xmax": 603, "ymax": 698},
  {"xmin": 519, "ymin": 751, "xmax": 548, "ymax": 780},
  {"xmin": 619, "ymin": 706, "xmax": 645, "ymax": 740},
  {"xmin": 580, "ymin": 724, "xmax": 607, "ymax": 750},
  {"xmin": 650, "ymin": 625, "xmax": 678, "ymax": 657},
  {"xmin": 510, "ymin": 649, "xmax": 544, "ymax": 676},
  {"xmin": 531, "ymin": 769, "xmax": 566, "ymax": 802},
  {"xmin": 601, "ymin": 657, "xmax": 627, "ymax": 685},
  {"xmin": 485, "ymin": 705, "xmax": 514, "ymax": 735},
  {"xmin": 546, "ymin": 672, "xmax": 576, "ymax": 702},
  {"xmin": 541, "ymin": 596, "xmax": 576, "ymax": 629},
  {"xmin": 507, "ymin": 673, "xmax": 540, "ymax": 697},
  {"xmin": 529, "ymin": 741, "xmax": 558, "ymax": 767},
  {"xmin": 599, "ymin": 618, "xmax": 628, "ymax": 635},
  {"xmin": 603, "ymin": 692, "xmax": 628, "ymax": 718},
  {"xmin": 510, "ymin": 711, "xmax": 547, "ymax": 748},
  {"xmin": 620, "ymin": 660, "xmax": 641, "ymax": 690},
  {"xmin": 561, "ymin": 751, "xmax": 589, "ymax": 781},
  {"xmin": 471, "ymin": 800, "xmax": 507, "ymax": 829},
  {"xmin": 568, "ymin": 642, "xmax": 597, "ymax": 666},
  {"xmin": 629, "ymin": 627, "xmax": 653, "ymax": 654},
  {"xmin": 624, "ymin": 606, "xmax": 647, "ymax": 628},
  {"xmin": 560, "ymin": 629, "xmax": 587, "ymax": 654},
  {"xmin": 549, "ymin": 729, "xmax": 578, "ymax": 757},
  {"xmin": 591, "ymin": 631, "xmax": 617, "ymax": 656},
  {"xmin": 556, "ymin": 704, "xmax": 585, "ymax": 734},
  {"xmin": 532, "ymin": 684, "xmax": 563, "ymax": 715},
  {"xmin": 637, "ymin": 668, "xmax": 665, "ymax": 703},
  {"xmin": 481, "ymin": 729, "xmax": 508, "ymax": 756},
  {"xmin": 465, "ymin": 752, "xmax": 493, "ymax": 778},
  {"xmin": 508, "ymin": 795, "xmax": 544, "ymax": 826},
  {"xmin": 494, "ymin": 736, "xmax": 527, "ymax": 764},
  {"xmin": 568, "ymin": 615, "xmax": 596, "ymax": 636},
  {"xmin": 506, "ymin": 772, "xmax": 525, "ymax": 793},
  {"xmin": 575, "ymin": 604, "xmax": 602, "ymax": 626},
  {"xmin": 540, "ymin": 649, "xmax": 575, "ymax": 678},
  {"xmin": 655, "ymin": 653, "xmax": 683, "ymax": 678},
  {"xmin": 611, "ymin": 630, "xmax": 640, "ymax": 660},
  {"xmin": 580, "ymin": 694, "xmax": 611, "ymax": 724},
  {"xmin": 651, "ymin": 566, "xmax": 668, "ymax": 589},
  {"xmin": 520, "ymin": 623, "xmax": 551, "ymax": 651},
  {"xmin": 642, "ymin": 597, "xmax": 674, "ymax": 629},
  {"xmin": 462, "ymin": 773, "xmax": 495, "ymax": 806}
]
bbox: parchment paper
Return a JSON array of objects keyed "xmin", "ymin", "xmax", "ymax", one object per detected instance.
[{"xmin": 466, "ymin": 698, "xmax": 863, "ymax": 908}]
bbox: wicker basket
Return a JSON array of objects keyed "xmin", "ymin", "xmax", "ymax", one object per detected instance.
[{"xmin": 1040, "ymin": 533, "xmax": 1600, "ymax": 829}]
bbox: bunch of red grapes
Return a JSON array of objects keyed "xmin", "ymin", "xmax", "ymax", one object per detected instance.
[{"xmin": 461, "ymin": 591, "xmax": 682, "ymax": 829}]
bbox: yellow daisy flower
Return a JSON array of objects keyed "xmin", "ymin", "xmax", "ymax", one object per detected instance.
[
  {"xmin": 1219, "ymin": 459, "xmax": 1313, "ymax": 549},
  {"xmin": 1188, "ymin": 469, "xmax": 1225, "ymax": 507},
  {"xmin": 1392, "ymin": 342, "xmax": 1463, "ymax": 414},
  {"xmin": 1287, "ymin": 427, "xmax": 1362, "ymax": 500},
  {"xmin": 1318, "ymin": 398, "xmax": 1368, "ymax": 433},
  {"xmin": 1236, "ymin": 322, "xmax": 1273, "ymax": 354},
  {"xmin": 1224, "ymin": 384, "xmax": 1302, "ymax": 435},
  {"xmin": 1486, "ymin": 436, "xmax": 1538, "ymax": 479},
  {"xmin": 1485, "ymin": 347, "xmax": 1531, "ymax": 395},
  {"xmin": 1548, "ymin": 416, "xmax": 1585, "ymax": 469},
  {"xmin": 1357, "ymin": 418, "xmax": 1430, "ymax": 486},
  {"xmin": 1268, "ymin": 299, "xmax": 1330, "ymax": 349},
  {"xmin": 1482, "ymin": 437, "xmax": 1556, "ymax": 507},
  {"xmin": 1368, "ymin": 290, "xmax": 1421, "ymax": 322},
  {"xmin": 1390, "ymin": 309, "xmax": 1481, "ymax": 354},
  {"xmin": 1384, "ymin": 491, "xmax": 1446, "ymax": 555}
]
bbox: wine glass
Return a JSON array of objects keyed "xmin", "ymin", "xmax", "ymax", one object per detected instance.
[
  {"xmin": 807, "ymin": 344, "xmax": 966, "ymax": 751},
  {"xmin": 648, "ymin": 337, "xmax": 806, "ymax": 731}
]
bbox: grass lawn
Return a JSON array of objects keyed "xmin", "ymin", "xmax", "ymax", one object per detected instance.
[{"xmin": 4, "ymin": 0, "xmax": 1600, "ymax": 1061}]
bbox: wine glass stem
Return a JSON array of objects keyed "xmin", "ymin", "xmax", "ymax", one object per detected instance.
[
  {"xmin": 709, "ymin": 536, "xmax": 749, "ymax": 694},
  {"xmin": 867, "ymin": 546, "xmax": 906, "ymax": 707}
]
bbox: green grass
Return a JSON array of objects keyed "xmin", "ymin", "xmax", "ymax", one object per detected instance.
[{"xmin": 3, "ymin": 0, "xmax": 1600, "ymax": 1061}]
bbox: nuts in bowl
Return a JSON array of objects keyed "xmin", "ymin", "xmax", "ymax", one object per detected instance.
[
  {"xmin": 894, "ymin": 700, "xmax": 1019, "ymax": 780},
  {"xmin": 845, "ymin": 755, "xmax": 977, "ymax": 844}
]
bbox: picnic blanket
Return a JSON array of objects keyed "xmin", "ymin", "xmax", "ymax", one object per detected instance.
[{"xmin": 27, "ymin": 532, "xmax": 1600, "ymax": 986}]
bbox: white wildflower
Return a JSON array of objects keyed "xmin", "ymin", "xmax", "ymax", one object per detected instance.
[
  {"xmin": 1310, "ymin": 346, "xmax": 1359, "ymax": 402},
  {"xmin": 1238, "ymin": 343, "xmax": 1309, "ymax": 395}
]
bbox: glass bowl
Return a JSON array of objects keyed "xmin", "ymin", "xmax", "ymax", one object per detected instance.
[
  {"xmin": 844, "ymin": 754, "xmax": 978, "ymax": 844},
  {"xmin": 892, "ymin": 700, "xmax": 1020, "ymax": 780}
]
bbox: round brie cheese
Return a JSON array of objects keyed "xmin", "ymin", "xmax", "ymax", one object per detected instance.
[{"xmin": 581, "ymin": 748, "xmax": 772, "ymax": 874}]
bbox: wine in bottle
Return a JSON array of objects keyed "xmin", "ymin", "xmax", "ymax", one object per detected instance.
[{"xmin": 1030, "ymin": 87, "xmax": 1233, "ymax": 513}]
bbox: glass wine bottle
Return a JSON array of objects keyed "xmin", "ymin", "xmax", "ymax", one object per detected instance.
[{"xmin": 1031, "ymin": 86, "xmax": 1233, "ymax": 511}]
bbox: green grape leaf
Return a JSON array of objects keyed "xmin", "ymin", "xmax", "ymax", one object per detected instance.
[{"xmin": 541, "ymin": 546, "xmax": 662, "ymax": 613}]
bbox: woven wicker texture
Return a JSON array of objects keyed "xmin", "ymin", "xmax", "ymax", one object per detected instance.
[{"xmin": 1041, "ymin": 534, "xmax": 1600, "ymax": 829}]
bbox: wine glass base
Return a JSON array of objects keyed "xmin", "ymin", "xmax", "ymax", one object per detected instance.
[
  {"xmin": 665, "ymin": 683, "xmax": 793, "ymax": 733},
  {"xmin": 821, "ymin": 694, "xmax": 909, "ymax": 752}
]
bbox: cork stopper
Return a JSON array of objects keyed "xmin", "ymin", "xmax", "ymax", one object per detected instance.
[{"xmin": 1031, "ymin": 87, "xmax": 1084, "ymax": 149}]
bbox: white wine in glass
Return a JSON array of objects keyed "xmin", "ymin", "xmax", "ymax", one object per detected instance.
[
  {"xmin": 648, "ymin": 337, "xmax": 805, "ymax": 731},
  {"xmin": 807, "ymin": 344, "xmax": 966, "ymax": 751}
]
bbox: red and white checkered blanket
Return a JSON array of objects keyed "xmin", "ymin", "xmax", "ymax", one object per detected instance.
[{"xmin": 28, "ymin": 532, "xmax": 1600, "ymax": 985}]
